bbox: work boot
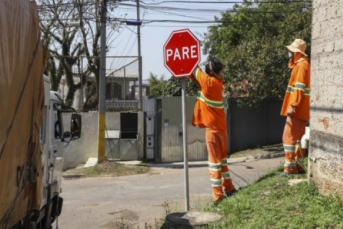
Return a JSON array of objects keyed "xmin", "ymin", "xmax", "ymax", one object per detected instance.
[
  {"xmin": 279, "ymin": 172, "xmax": 291, "ymax": 178},
  {"xmin": 225, "ymin": 188, "xmax": 237, "ymax": 197},
  {"xmin": 212, "ymin": 197, "xmax": 225, "ymax": 206},
  {"xmin": 297, "ymin": 169, "xmax": 306, "ymax": 174}
]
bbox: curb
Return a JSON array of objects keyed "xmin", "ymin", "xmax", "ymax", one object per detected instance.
[
  {"xmin": 149, "ymin": 152, "xmax": 284, "ymax": 169},
  {"xmin": 227, "ymin": 152, "xmax": 284, "ymax": 164},
  {"xmin": 253, "ymin": 152, "xmax": 284, "ymax": 159},
  {"xmin": 63, "ymin": 174, "xmax": 84, "ymax": 179}
]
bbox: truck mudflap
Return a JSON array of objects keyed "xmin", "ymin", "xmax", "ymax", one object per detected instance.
[
  {"xmin": 44, "ymin": 180, "xmax": 62, "ymax": 227},
  {"xmin": 50, "ymin": 196, "xmax": 63, "ymax": 224}
]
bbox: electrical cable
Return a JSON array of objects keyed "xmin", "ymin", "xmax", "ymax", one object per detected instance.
[
  {"xmin": 138, "ymin": 0, "xmax": 310, "ymax": 5},
  {"xmin": 113, "ymin": 28, "xmax": 136, "ymax": 70}
]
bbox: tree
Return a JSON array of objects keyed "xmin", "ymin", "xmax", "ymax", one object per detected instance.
[
  {"xmin": 148, "ymin": 73, "xmax": 199, "ymax": 98},
  {"xmin": 38, "ymin": 0, "xmax": 121, "ymax": 109},
  {"xmin": 203, "ymin": 0, "xmax": 312, "ymax": 108},
  {"xmin": 148, "ymin": 73, "xmax": 167, "ymax": 98}
]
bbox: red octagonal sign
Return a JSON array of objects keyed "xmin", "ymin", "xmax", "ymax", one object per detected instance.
[{"xmin": 163, "ymin": 29, "xmax": 201, "ymax": 78}]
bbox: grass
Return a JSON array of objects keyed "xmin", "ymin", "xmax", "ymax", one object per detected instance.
[
  {"xmin": 205, "ymin": 166, "xmax": 343, "ymax": 229},
  {"xmin": 229, "ymin": 143, "xmax": 283, "ymax": 158},
  {"xmin": 64, "ymin": 161, "xmax": 150, "ymax": 178}
]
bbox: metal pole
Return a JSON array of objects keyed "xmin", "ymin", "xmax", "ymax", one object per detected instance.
[
  {"xmin": 124, "ymin": 67, "xmax": 126, "ymax": 109},
  {"xmin": 136, "ymin": 0, "xmax": 143, "ymax": 110},
  {"xmin": 98, "ymin": 0, "xmax": 107, "ymax": 163},
  {"xmin": 181, "ymin": 78, "xmax": 190, "ymax": 211},
  {"xmin": 80, "ymin": 56, "xmax": 83, "ymax": 109},
  {"xmin": 79, "ymin": 1, "xmax": 83, "ymax": 111}
]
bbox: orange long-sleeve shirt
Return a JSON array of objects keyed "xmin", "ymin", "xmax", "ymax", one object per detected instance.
[
  {"xmin": 280, "ymin": 55, "xmax": 310, "ymax": 121},
  {"xmin": 190, "ymin": 67, "xmax": 227, "ymax": 130}
]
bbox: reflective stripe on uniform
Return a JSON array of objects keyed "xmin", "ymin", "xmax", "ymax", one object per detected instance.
[
  {"xmin": 210, "ymin": 178, "xmax": 222, "ymax": 187},
  {"xmin": 209, "ymin": 162, "xmax": 221, "ymax": 171},
  {"xmin": 221, "ymin": 158, "xmax": 227, "ymax": 165},
  {"xmin": 286, "ymin": 85, "xmax": 310, "ymax": 96},
  {"xmin": 222, "ymin": 172, "xmax": 231, "ymax": 179},
  {"xmin": 284, "ymin": 161, "xmax": 296, "ymax": 168},
  {"xmin": 197, "ymin": 91, "xmax": 224, "ymax": 109},
  {"xmin": 286, "ymin": 86, "xmax": 294, "ymax": 94},
  {"xmin": 305, "ymin": 88, "xmax": 310, "ymax": 96},
  {"xmin": 283, "ymin": 144, "xmax": 296, "ymax": 152},
  {"xmin": 294, "ymin": 82, "xmax": 306, "ymax": 91},
  {"xmin": 194, "ymin": 67, "xmax": 200, "ymax": 80}
]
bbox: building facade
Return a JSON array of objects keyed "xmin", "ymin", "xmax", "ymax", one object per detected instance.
[{"xmin": 309, "ymin": 0, "xmax": 343, "ymax": 200}]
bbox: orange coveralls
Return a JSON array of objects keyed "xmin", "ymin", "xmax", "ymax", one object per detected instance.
[
  {"xmin": 190, "ymin": 67, "xmax": 235, "ymax": 201},
  {"xmin": 280, "ymin": 53, "xmax": 310, "ymax": 174}
]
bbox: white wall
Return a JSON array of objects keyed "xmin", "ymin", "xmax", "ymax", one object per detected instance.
[{"xmin": 62, "ymin": 112, "xmax": 121, "ymax": 170}]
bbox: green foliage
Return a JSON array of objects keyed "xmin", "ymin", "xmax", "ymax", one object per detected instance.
[
  {"xmin": 148, "ymin": 73, "xmax": 168, "ymax": 98},
  {"xmin": 205, "ymin": 167, "xmax": 343, "ymax": 229},
  {"xmin": 203, "ymin": 0, "xmax": 312, "ymax": 108},
  {"xmin": 148, "ymin": 73, "xmax": 199, "ymax": 98}
]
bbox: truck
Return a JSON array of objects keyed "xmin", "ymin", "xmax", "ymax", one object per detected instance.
[{"xmin": 0, "ymin": 0, "xmax": 81, "ymax": 228}]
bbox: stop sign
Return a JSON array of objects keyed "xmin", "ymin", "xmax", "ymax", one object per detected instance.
[{"xmin": 163, "ymin": 29, "xmax": 201, "ymax": 78}]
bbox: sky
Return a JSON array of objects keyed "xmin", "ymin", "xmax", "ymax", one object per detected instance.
[{"xmin": 107, "ymin": 0, "xmax": 236, "ymax": 81}]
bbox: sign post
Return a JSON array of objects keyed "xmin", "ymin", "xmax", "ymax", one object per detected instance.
[
  {"xmin": 163, "ymin": 29, "xmax": 200, "ymax": 211},
  {"xmin": 181, "ymin": 79, "xmax": 189, "ymax": 211}
]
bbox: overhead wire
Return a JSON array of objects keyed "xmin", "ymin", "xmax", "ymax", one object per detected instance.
[
  {"xmin": 38, "ymin": 0, "xmax": 311, "ymax": 71},
  {"xmin": 113, "ymin": 27, "xmax": 137, "ymax": 70},
  {"xmin": 37, "ymin": 0, "xmax": 311, "ymax": 22},
  {"xmin": 143, "ymin": 8, "xmax": 214, "ymax": 21},
  {"xmin": 137, "ymin": 0, "xmax": 310, "ymax": 5},
  {"xmin": 36, "ymin": 0, "xmax": 311, "ymax": 10}
]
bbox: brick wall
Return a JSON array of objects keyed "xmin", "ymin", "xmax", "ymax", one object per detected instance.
[{"xmin": 309, "ymin": 0, "xmax": 343, "ymax": 200}]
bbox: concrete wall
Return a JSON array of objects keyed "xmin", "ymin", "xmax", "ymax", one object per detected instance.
[
  {"xmin": 62, "ymin": 111, "xmax": 143, "ymax": 170},
  {"xmin": 309, "ymin": 0, "xmax": 343, "ymax": 200}
]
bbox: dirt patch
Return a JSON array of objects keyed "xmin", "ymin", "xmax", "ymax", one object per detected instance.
[{"xmin": 63, "ymin": 161, "xmax": 150, "ymax": 178}]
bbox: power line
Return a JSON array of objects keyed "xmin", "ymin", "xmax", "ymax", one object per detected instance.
[
  {"xmin": 118, "ymin": 2, "xmax": 226, "ymax": 12},
  {"xmin": 137, "ymin": 0, "xmax": 310, "ymax": 5},
  {"xmin": 146, "ymin": 8, "xmax": 212, "ymax": 20},
  {"xmin": 117, "ymin": 2, "xmax": 309, "ymax": 14},
  {"xmin": 36, "ymin": 0, "xmax": 311, "ymax": 10}
]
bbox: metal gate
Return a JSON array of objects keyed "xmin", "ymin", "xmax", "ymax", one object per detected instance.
[{"xmin": 160, "ymin": 97, "xmax": 207, "ymax": 162}]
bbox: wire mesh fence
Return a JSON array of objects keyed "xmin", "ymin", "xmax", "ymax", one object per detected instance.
[{"xmin": 52, "ymin": 56, "xmax": 143, "ymax": 111}]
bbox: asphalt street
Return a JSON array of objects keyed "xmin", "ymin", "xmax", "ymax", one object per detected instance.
[{"xmin": 58, "ymin": 156, "xmax": 284, "ymax": 229}]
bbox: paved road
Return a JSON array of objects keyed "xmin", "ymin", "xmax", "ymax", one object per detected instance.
[{"xmin": 58, "ymin": 157, "xmax": 283, "ymax": 229}]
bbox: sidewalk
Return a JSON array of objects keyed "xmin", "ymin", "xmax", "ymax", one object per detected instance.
[{"xmin": 122, "ymin": 144, "xmax": 284, "ymax": 169}]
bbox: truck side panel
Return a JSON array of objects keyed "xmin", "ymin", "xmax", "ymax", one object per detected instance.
[{"xmin": 0, "ymin": 0, "xmax": 46, "ymax": 227}]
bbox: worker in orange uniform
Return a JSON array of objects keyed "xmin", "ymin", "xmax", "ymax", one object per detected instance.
[
  {"xmin": 189, "ymin": 58, "xmax": 236, "ymax": 204},
  {"xmin": 280, "ymin": 39, "xmax": 310, "ymax": 177}
]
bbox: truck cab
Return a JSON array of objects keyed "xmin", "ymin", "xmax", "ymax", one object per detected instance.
[{"xmin": 32, "ymin": 76, "xmax": 82, "ymax": 229}]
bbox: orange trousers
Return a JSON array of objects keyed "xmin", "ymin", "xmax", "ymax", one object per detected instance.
[
  {"xmin": 206, "ymin": 128, "xmax": 235, "ymax": 201},
  {"xmin": 282, "ymin": 116, "xmax": 307, "ymax": 174}
]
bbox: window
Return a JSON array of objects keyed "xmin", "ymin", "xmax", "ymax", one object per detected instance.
[{"xmin": 53, "ymin": 103, "xmax": 64, "ymax": 139}]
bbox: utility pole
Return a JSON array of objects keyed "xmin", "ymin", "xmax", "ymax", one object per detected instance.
[
  {"xmin": 79, "ymin": 1, "xmax": 84, "ymax": 111},
  {"xmin": 98, "ymin": 0, "xmax": 107, "ymax": 163},
  {"xmin": 136, "ymin": 0, "xmax": 142, "ymax": 110},
  {"xmin": 80, "ymin": 56, "xmax": 83, "ymax": 110},
  {"xmin": 77, "ymin": 57, "xmax": 82, "ymax": 110}
]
